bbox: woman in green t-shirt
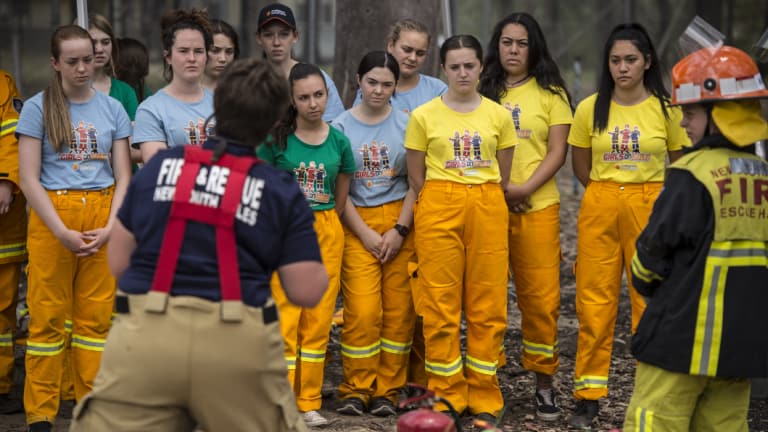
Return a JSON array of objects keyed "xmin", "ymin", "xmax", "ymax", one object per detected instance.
[
  {"xmin": 257, "ymin": 62, "xmax": 354, "ymax": 428},
  {"xmin": 86, "ymin": 14, "xmax": 139, "ymax": 120}
]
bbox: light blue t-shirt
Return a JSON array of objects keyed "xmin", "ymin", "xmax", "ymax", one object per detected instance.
[
  {"xmin": 132, "ymin": 88, "xmax": 215, "ymax": 149},
  {"xmin": 331, "ymin": 108, "xmax": 409, "ymax": 207},
  {"xmin": 321, "ymin": 69, "xmax": 345, "ymax": 122},
  {"xmin": 353, "ymin": 74, "xmax": 447, "ymax": 115},
  {"xmin": 16, "ymin": 91, "xmax": 131, "ymax": 190}
]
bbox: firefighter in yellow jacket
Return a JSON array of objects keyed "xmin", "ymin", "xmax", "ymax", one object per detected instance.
[
  {"xmin": 624, "ymin": 45, "xmax": 768, "ymax": 431},
  {"xmin": 0, "ymin": 69, "xmax": 27, "ymax": 415}
]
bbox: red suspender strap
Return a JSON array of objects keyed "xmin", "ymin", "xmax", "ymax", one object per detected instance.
[{"xmin": 148, "ymin": 146, "xmax": 259, "ymax": 311}]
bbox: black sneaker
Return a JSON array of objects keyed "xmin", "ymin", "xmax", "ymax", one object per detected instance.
[
  {"xmin": 28, "ymin": 422, "xmax": 53, "ymax": 432},
  {"xmin": 369, "ymin": 397, "xmax": 396, "ymax": 417},
  {"xmin": 337, "ymin": 397, "xmax": 365, "ymax": 416},
  {"xmin": 0, "ymin": 393, "xmax": 23, "ymax": 415},
  {"xmin": 569, "ymin": 399, "xmax": 599, "ymax": 428},
  {"xmin": 535, "ymin": 388, "xmax": 560, "ymax": 421}
]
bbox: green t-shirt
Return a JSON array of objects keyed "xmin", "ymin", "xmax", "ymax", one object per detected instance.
[
  {"xmin": 258, "ymin": 126, "xmax": 355, "ymax": 211},
  {"xmin": 109, "ymin": 77, "xmax": 139, "ymax": 121}
]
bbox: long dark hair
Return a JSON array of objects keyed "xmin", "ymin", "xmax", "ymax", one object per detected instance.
[
  {"xmin": 594, "ymin": 23, "xmax": 669, "ymax": 132},
  {"xmin": 272, "ymin": 63, "xmax": 327, "ymax": 149},
  {"xmin": 478, "ymin": 12, "xmax": 571, "ymax": 107}
]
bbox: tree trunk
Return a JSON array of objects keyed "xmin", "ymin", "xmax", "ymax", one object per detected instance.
[{"xmin": 333, "ymin": 0, "xmax": 442, "ymax": 107}]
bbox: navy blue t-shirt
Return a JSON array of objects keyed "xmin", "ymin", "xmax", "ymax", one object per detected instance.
[{"xmin": 117, "ymin": 139, "xmax": 321, "ymax": 307}]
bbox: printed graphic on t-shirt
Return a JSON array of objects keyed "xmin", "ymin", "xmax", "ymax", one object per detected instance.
[
  {"xmin": 603, "ymin": 124, "xmax": 651, "ymax": 169},
  {"xmin": 445, "ymin": 130, "xmax": 491, "ymax": 171},
  {"xmin": 356, "ymin": 140, "xmax": 396, "ymax": 188},
  {"xmin": 294, "ymin": 161, "xmax": 330, "ymax": 204},
  {"xmin": 504, "ymin": 102, "xmax": 532, "ymax": 139},
  {"xmin": 61, "ymin": 120, "xmax": 109, "ymax": 170},
  {"xmin": 184, "ymin": 118, "xmax": 216, "ymax": 146}
]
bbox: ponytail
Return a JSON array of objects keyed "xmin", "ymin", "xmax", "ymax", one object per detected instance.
[{"xmin": 44, "ymin": 25, "xmax": 92, "ymax": 151}]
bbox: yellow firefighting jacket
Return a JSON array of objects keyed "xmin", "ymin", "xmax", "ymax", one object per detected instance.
[
  {"xmin": 630, "ymin": 134, "xmax": 768, "ymax": 378},
  {"xmin": 0, "ymin": 69, "xmax": 27, "ymax": 264}
]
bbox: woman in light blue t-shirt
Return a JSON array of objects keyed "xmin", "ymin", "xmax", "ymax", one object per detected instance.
[
  {"xmin": 16, "ymin": 25, "xmax": 131, "ymax": 431},
  {"xmin": 133, "ymin": 8, "xmax": 215, "ymax": 162},
  {"xmin": 353, "ymin": 19, "xmax": 447, "ymax": 115},
  {"xmin": 331, "ymin": 51, "xmax": 415, "ymax": 418}
]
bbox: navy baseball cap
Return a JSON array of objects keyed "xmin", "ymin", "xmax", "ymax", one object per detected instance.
[{"xmin": 258, "ymin": 3, "xmax": 296, "ymax": 31}]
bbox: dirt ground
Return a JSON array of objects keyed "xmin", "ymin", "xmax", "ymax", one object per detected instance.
[{"xmin": 1, "ymin": 163, "xmax": 766, "ymax": 431}]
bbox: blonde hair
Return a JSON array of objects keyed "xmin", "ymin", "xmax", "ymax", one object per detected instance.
[
  {"xmin": 387, "ymin": 18, "xmax": 431, "ymax": 46},
  {"xmin": 44, "ymin": 25, "xmax": 93, "ymax": 152}
]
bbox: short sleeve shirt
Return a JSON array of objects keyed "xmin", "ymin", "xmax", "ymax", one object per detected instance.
[
  {"xmin": 353, "ymin": 74, "xmax": 447, "ymax": 115},
  {"xmin": 133, "ymin": 88, "xmax": 215, "ymax": 148},
  {"xmin": 257, "ymin": 126, "xmax": 355, "ymax": 211},
  {"xmin": 109, "ymin": 77, "xmax": 139, "ymax": 121},
  {"xmin": 568, "ymin": 93, "xmax": 689, "ymax": 183},
  {"xmin": 16, "ymin": 91, "xmax": 131, "ymax": 190},
  {"xmin": 321, "ymin": 69, "xmax": 345, "ymax": 122},
  {"xmin": 116, "ymin": 142, "xmax": 321, "ymax": 307},
  {"xmin": 332, "ymin": 108, "xmax": 409, "ymax": 207},
  {"xmin": 500, "ymin": 78, "xmax": 573, "ymax": 211},
  {"xmin": 405, "ymin": 96, "xmax": 518, "ymax": 184}
]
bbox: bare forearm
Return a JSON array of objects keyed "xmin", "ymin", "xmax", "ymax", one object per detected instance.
[
  {"xmin": 496, "ymin": 146, "xmax": 515, "ymax": 186},
  {"xmin": 406, "ymin": 150, "xmax": 426, "ymax": 195},
  {"xmin": 396, "ymin": 188, "xmax": 416, "ymax": 227},
  {"xmin": 521, "ymin": 124, "xmax": 569, "ymax": 194},
  {"xmin": 20, "ymin": 175, "xmax": 67, "ymax": 236},
  {"xmin": 571, "ymin": 146, "xmax": 592, "ymax": 187},
  {"xmin": 341, "ymin": 199, "xmax": 370, "ymax": 238},
  {"xmin": 334, "ymin": 173, "xmax": 351, "ymax": 216}
]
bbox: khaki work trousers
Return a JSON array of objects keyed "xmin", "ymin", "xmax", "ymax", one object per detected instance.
[{"xmin": 70, "ymin": 294, "xmax": 306, "ymax": 432}]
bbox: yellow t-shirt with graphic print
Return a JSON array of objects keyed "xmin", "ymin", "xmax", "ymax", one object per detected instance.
[
  {"xmin": 500, "ymin": 78, "xmax": 573, "ymax": 212},
  {"xmin": 568, "ymin": 93, "xmax": 689, "ymax": 183},
  {"xmin": 405, "ymin": 96, "xmax": 517, "ymax": 184}
]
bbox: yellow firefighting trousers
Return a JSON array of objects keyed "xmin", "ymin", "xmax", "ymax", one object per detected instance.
[
  {"xmin": 0, "ymin": 192, "xmax": 27, "ymax": 394},
  {"xmin": 272, "ymin": 209, "xmax": 344, "ymax": 412},
  {"xmin": 415, "ymin": 180, "xmax": 509, "ymax": 416},
  {"xmin": 338, "ymin": 200, "xmax": 416, "ymax": 404},
  {"xmin": 509, "ymin": 204, "xmax": 561, "ymax": 376},
  {"xmin": 24, "ymin": 188, "xmax": 115, "ymax": 424},
  {"xmin": 0, "ymin": 263, "xmax": 21, "ymax": 394},
  {"xmin": 623, "ymin": 362, "xmax": 750, "ymax": 432},
  {"xmin": 573, "ymin": 181, "xmax": 661, "ymax": 400}
]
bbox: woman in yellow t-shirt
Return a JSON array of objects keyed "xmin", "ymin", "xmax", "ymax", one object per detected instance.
[
  {"xmin": 478, "ymin": 12, "xmax": 573, "ymax": 422},
  {"xmin": 405, "ymin": 34, "xmax": 517, "ymax": 422},
  {"xmin": 567, "ymin": 23, "xmax": 688, "ymax": 428}
]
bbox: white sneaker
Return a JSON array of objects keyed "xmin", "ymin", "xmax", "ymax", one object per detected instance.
[{"xmin": 302, "ymin": 410, "xmax": 329, "ymax": 427}]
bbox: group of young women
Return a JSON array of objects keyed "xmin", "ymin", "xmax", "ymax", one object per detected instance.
[{"xmin": 8, "ymin": 2, "xmax": 693, "ymax": 430}]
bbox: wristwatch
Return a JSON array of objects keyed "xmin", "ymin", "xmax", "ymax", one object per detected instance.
[{"xmin": 394, "ymin": 223, "xmax": 410, "ymax": 237}]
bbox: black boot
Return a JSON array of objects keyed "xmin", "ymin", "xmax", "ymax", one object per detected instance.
[
  {"xmin": 28, "ymin": 421, "xmax": 53, "ymax": 432},
  {"xmin": 0, "ymin": 392, "xmax": 23, "ymax": 414}
]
